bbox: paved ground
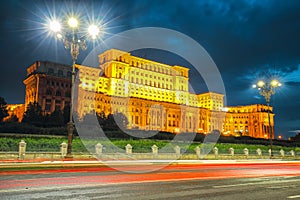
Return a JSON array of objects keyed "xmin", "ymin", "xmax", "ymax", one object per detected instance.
[{"xmin": 0, "ymin": 160, "xmax": 300, "ymax": 199}]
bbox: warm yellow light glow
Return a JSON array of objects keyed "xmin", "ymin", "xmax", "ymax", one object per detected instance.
[
  {"xmin": 50, "ymin": 21, "xmax": 61, "ymax": 32},
  {"xmin": 73, "ymin": 49, "xmax": 276, "ymax": 137},
  {"xmin": 174, "ymin": 128, "xmax": 180, "ymax": 133},
  {"xmin": 68, "ymin": 17, "xmax": 78, "ymax": 28},
  {"xmin": 271, "ymin": 79, "xmax": 280, "ymax": 87},
  {"xmin": 88, "ymin": 24, "xmax": 100, "ymax": 39},
  {"xmin": 278, "ymin": 135, "xmax": 282, "ymax": 139},
  {"xmin": 257, "ymin": 80, "xmax": 265, "ymax": 87}
]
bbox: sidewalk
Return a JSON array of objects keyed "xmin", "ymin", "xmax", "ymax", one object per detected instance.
[{"xmin": 1, "ymin": 158, "xmax": 300, "ymax": 171}]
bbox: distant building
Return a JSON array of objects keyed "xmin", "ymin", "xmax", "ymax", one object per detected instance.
[
  {"xmin": 8, "ymin": 49, "xmax": 274, "ymax": 138},
  {"xmin": 225, "ymin": 105, "xmax": 274, "ymax": 138},
  {"xmin": 3, "ymin": 104, "xmax": 25, "ymax": 122}
]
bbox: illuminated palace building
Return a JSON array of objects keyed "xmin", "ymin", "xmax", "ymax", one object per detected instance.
[{"xmin": 22, "ymin": 49, "xmax": 274, "ymax": 139}]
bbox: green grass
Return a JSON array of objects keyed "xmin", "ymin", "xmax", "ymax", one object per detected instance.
[{"xmin": 0, "ymin": 135, "xmax": 297, "ymax": 155}]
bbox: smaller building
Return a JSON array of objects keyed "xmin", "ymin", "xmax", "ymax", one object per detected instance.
[
  {"xmin": 4, "ymin": 104, "xmax": 25, "ymax": 122},
  {"xmin": 223, "ymin": 104, "xmax": 274, "ymax": 139},
  {"xmin": 23, "ymin": 61, "xmax": 72, "ymax": 114}
]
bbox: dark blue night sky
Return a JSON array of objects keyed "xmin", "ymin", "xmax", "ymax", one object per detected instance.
[{"xmin": 0, "ymin": 0, "xmax": 299, "ymax": 138}]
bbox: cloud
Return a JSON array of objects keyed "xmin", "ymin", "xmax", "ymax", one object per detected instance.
[{"xmin": 289, "ymin": 130, "xmax": 300, "ymax": 133}]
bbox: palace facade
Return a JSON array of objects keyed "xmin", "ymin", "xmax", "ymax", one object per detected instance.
[{"xmin": 18, "ymin": 49, "xmax": 274, "ymax": 138}]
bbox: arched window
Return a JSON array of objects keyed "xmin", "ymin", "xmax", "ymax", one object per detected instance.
[
  {"xmin": 55, "ymin": 90, "xmax": 61, "ymax": 96},
  {"xmin": 48, "ymin": 68, "xmax": 54, "ymax": 74},
  {"xmin": 58, "ymin": 70, "xmax": 63, "ymax": 77},
  {"xmin": 46, "ymin": 89, "xmax": 52, "ymax": 95}
]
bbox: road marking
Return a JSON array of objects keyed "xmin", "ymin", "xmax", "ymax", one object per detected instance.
[
  {"xmin": 213, "ymin": 179, "xmax": 300, "ymax": 188},
  {"xmin": 266, "ymin": 185, "xmax": 296, "ymax": 189},
  {"xmin": 287, "ymin": 195, "xmax": 300, "ymax": 199}
]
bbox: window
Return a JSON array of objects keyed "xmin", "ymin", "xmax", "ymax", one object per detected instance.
[
  {"xmin": 67, "ymin": 71, "xmax": 72, "ymax": 78},
  {"xmin": 46, "ymin": 89, "xmax": 52, "ymax": 95},
  {"xmin": 65, "ymin": 92, "xmax": 71, "ymax": 97},
  {"xmin": 45, "ymin": 104, "xmax": 51, "ymax": 111},
  {"xmin": 135, "ymin": 116, "xmax": 139, "ymax": 124},
  {"xmin": 48, "ymin": 68, "xmax": 54, "ymax": 74},
  {"xmin": 58, "ymin": 70, "xmax": 63, "ymax": 77},
  {"xmin": 55, "ymin": 90, "xmax": 61, "ymax": 96}
]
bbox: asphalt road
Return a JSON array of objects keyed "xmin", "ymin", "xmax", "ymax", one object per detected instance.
[{"xmin": 1, "ymin": 162, "xmax": 300, "ymax": 200}]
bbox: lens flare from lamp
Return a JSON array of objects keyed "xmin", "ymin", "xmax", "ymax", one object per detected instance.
[
  {"xmin": 88, "ymin": 25, "xmax": 100, "ymax": 39},
  {"xmin": 257, "ymin": 80, "xmax": 265, "ymax": 87},
  {"xmin": 271, "ymin": 79, "xmax": 279, "ymax": 87},
  {"xmin": 56, "ymin": 33, "xmax": 63, "ymax": 39},
  {"xmin": 50, "ymin": 21, "xmax": 61, "ymax": 32},
  {"xmin": 68, "ymin": 17, "xmax": 78, "ymax": 28}
]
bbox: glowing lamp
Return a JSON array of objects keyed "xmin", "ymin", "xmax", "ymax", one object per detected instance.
[
  {"xmin": 88, "ymin": 24, "xmax": 100, "ymax": 39},
  {"xmin": 68, "ymin": 17, "xmax": 78, "ymax": 28},
  {"xmin": 271, "ymin": 79, "xmax": 279, "ymax": 87},
  {"xmin": 50, "ymin": 21, "xmax": 61, "ymax": 32},
  {"xmin": 257, "ymin": 80, "xmax": 265, "ymax": 87}
]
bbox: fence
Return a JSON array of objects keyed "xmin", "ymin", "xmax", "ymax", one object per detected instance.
[{"xmin": 0, "ymin": 140, "xmax": 299, "ymax": 161}]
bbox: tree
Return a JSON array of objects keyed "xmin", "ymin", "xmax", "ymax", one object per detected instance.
[
  {"xmin": 82, "ymin": 111, "xmax": 98, "ymax": 126},
  {"xmin": 292, "ymin": 132, "xmax": 300, "ymax": 142},
  {"xmin": 97, "ymin": 111, "xmax": 106, "ymax": 128},
  {"xmin": 5, "ymin": 114, "xmax": 18, "ymax": 123},
  {"xmin": 48, "ymin": 110, "xmax": 65, "ymax": 127},
  {"xmin": 104, "ymin": 112, "xmax": 128, "ymax": 131},
  {"xmin": 63, "ymin": 105, "xmax": 70, "ymax": 124},
  {"xmin": 0, "ymin": 96, "xmax": 8, "ymax": 122},
  {"xmin": 22, "ymin": 102, "xmax": 44, "ymax": 126}
]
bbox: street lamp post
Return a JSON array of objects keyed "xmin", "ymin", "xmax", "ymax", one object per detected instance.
[
  {"xmin": 50, "ymin": 17, "xmax": 100, "ymax": 158},
  {"xmin": 253, "ymin": 79, "xmax": 281, "ymax": 158}
]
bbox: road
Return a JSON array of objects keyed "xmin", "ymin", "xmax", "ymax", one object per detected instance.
[{"xmin": 0, "ymin": 161, "xmax": 300, "ymax": 199}]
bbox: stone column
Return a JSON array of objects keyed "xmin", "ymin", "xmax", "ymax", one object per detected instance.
[
  {"xmin": 244, "ymin": 148, "xmax": 249, "ymax": 158},
  {"xmin": 256, "ymin": 148, "xmax": 262, "ymax": 157},
  {"xmin": 60, "ymin": 142, "xmax": 67, "ymax": 157},
  {"xmin": 18, "ymin": 140, "xmax": 26, "ymax": 160},
  {"xmin": 195, "ymin": 146, "xmax": 201, "ymax": 159},
  {"xmin": 95, "ymin": 143, "xmax": 103, "ymax": 157},
  {"xmin": 290, "ymin": 150, "xmax": 295, "ymax": 157},
  {"xmin": 152, "ymin": 145, "xmax": 158, "ymax": 158},
  {"xmin": 126, "ymin": 144, "xmax": 132, "ymax": 154},
  {"xmin": 229, "ymin": 147, "xmax": 234, "ymax": 157},
  {"xmin": 174, "ymin": 145, "xmax": 181, "ymax": 157},
  {"xmin": 280, "ymin": 149, "xmax": 285, "ymax": 157},
  {"xmin": 268, "ymin": 149, "xmax": 272, "ymax": 157},
  {"xmin": 213, "ymin": 147, "xmax": 218, "ymax": 159}
]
